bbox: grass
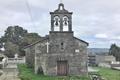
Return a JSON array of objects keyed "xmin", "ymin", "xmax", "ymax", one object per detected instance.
[
  {"xmin": 93, "ymin": 67, "xmax": 120, "ymax": 80},
  {"xmin": 18, "ymin": 64, "xmax": 90, "ymax": 80}
]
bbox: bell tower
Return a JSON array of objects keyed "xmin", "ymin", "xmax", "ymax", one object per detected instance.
[{"xmin": 50, "ymin": 3, "xmax": 73, "ymax": 32}]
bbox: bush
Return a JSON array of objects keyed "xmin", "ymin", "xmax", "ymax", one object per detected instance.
[{"xmin": 19, "ymin": 75, "xmax": 31, "ymax": 80}]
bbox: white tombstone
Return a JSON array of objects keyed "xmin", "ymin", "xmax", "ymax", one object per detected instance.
[
  {"xmin": 14, "ymin": 54, "xmax": 18, "ymax": 59},
  {"xmin": 2, "ymin": 58, "xmax": 6, "ymax": 68}
]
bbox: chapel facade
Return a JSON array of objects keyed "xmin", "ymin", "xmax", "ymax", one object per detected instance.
[{"xmin": 25, "ymin": 3, "xmax": 89, "ymax": 76}]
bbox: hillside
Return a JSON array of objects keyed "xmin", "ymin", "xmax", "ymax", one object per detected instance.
[{"xmin": 88, "ymin": 48, "xmax": 109, "ymax": 55}]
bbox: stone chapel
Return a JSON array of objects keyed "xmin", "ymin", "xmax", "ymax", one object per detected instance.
[{"xmin": 24, "ymin": 3, "xmax": 89, "ymax": 76}]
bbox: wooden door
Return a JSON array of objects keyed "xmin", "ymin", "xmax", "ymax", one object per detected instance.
[{"xmin": 57, "ymin": 61, "xmax": 68, "ymax": 76}]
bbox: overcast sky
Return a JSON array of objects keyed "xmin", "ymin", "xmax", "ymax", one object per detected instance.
[{"xmin": 0, "ymin": 0, "xmax": 120, "ymax": 48}]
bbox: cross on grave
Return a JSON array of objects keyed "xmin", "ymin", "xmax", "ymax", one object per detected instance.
[{"xmin": 46, "ymin": 42, "xmax": 50, "ymax": 53}]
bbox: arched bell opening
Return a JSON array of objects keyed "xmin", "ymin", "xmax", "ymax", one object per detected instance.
[
  {"xmin": 63, "ymin": 16, "xmax": 69, "ymax": 31},
  {"xmin": 53, "ymin": 16, "xmax": 60, "ymax": 31}
]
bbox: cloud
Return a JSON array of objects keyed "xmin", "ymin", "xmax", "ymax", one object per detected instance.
[
  {"xmin": 117, "ymin": 36, "xmax": 120, "ymax": 40},
  {"xmin": 0, "ymin": 0, "xmax": 120, "ymax": 48},
  {"xmin": 95, "ymin": 34, "xmax": 108, "ymax": 39}
]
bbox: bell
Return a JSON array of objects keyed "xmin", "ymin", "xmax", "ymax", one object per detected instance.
[
  {"xmin": 55, "ymin": 21, "xmax": 59, "ymax": 26},
  {"xmin": 64, "ymin": 21, "xmax": 67, "ymax": 26}
]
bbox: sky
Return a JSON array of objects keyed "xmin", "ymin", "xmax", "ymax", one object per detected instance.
[{"xmin": 0, "ymin": 0, "xmax": 120, "ymax": 48}]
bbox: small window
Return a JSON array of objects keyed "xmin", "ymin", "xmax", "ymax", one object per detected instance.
[
  {"xmin": 61, "ymin": 42, "xmax": 63, "ymax": 45},
  {"xmin": 75, "ymin": 49, "xmax": 80, "ymax": 53},
  {"xmin": 61, "ymin": 42, "xmax": 64, "ymax": 50}
]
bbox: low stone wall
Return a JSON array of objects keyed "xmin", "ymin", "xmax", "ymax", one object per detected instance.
[
  {"xmin": 112, "ymin": 67, "xmax": 120, "ymax": 71},
  {"xmin": 8, "ymin": 57, "xmax": 25, "ymax": 64},
  {"xmin": 111, "ymin": 64, "xmax": 120, "ymax": 67}
]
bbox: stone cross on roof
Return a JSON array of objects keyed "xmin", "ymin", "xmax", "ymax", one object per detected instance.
[{"xmin": 46, "ymin": 42, "xmax": 50, "ymax": 53}]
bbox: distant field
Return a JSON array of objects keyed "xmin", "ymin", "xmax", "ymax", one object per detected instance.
[
  {"xmin": 18, "ymin": 64, "xmax": 90, "ymax": 80},
  {"xmin": 93, "ymin": 67, "xmax": 120, "ymax": 80}
]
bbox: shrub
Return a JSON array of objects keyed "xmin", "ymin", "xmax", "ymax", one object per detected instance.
[{"xmin": 19, "ymin": 75, "xmax": 31, "ymax": 80}]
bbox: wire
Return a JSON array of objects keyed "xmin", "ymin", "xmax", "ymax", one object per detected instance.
[{"xmin": 24, "ymin": 0, "xmax": 36, "ymax": 28}]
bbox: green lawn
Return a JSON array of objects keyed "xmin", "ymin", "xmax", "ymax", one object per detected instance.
[
  {"xmin": 18, "ymin": 64, "xmax": 90, "ymax": 80},
  {"xmin": 93, "ymin": 67, "xmax": 120, "ymax": 80}
]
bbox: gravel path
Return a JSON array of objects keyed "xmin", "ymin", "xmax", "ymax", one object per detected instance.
[{"xmin": 0, "ymin": 63, "xmax": 20, "ymax": 80}]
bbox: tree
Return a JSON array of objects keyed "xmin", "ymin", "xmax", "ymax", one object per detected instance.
[
  {"xmin": 109, "ymin": 44, "xmax": 120, "ymax": 61},
  {"xmin": 4, "ymin": 41, "xmax": 19, "ymax": 57},
  {"xmin": 4, "ymin": 25, "xmax": 27, "ymax": 44},
  {"xmin": 0, "ymin": 25, "xmax": 28, "ymax": 57},
  {"xmin": 19, "ymin": 33, "xmax": 41, "ymax": 56},
  {"xmin": 21, "ymin": 33, "xmax": 41, "ymax": 45},
  {"xmin": 0, "ymin": 25, "xmax": 41, "ymax": 57}
]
